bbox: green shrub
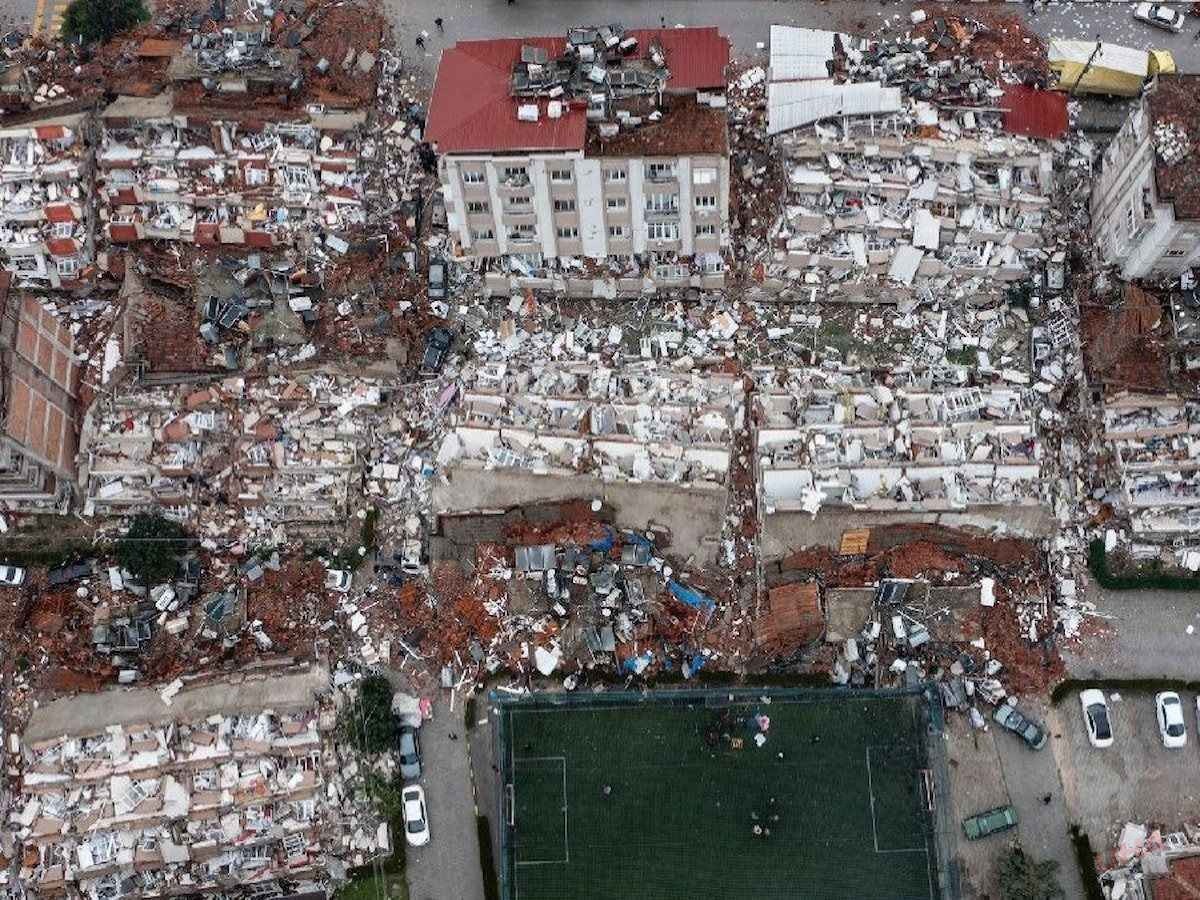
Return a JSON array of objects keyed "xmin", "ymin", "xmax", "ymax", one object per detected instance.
[
  {"xmin": 116, "ymin": 514, "xmax": 186, "ymax": 584},
  {"xmin": 1088, "ymin": 539, "xmax": 1200, "ymax": 591},
  {"xmin": 62, "ymin": 0, "xmax": 149, "ymax": 44},
  {"xmin": 340, "ymin": 675, "xmax": 395, "ymax": 754}
]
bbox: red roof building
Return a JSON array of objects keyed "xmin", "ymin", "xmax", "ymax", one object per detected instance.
[{"xmin": 426, "ymin": 27, "xmax": 730, "ymax": 155}]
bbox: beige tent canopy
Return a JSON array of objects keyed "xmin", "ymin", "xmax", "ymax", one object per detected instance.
[{"xmin": 1048, "ymin": 39, "xmax": 1175, "ymax": 97}]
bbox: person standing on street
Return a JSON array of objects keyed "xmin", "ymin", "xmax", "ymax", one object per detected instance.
[{"xmin": 435, "ymin": 17, "xmax": 443, "ymax": 32}]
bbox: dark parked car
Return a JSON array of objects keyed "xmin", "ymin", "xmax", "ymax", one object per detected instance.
[
  {"xmin": 962, "ymin": 805, "xmax": 1017, "ymax": 841},
  {"xmin": 993, "ymin": 702, "xmax": 1048, "ymax": 750},
  {"xmin": 48, "ymin": 560, "xmax": 95, "ymax": 587},
  {"xmin": 395, "ymin": 725, "xmax": 422, "ymax": 780},
  {"xmin": 422, "ymin": 328, "xmax": 453, "ymax": 373},
  {"xmin": 427, "ymin": 260, "xmax": 447, "ymax": 301}
]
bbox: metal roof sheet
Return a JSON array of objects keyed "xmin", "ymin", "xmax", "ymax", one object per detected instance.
[
  {"xmin": 768, "ymin": 25, "xmax": 843, "ymax": 81},
  {"xmin": 766, "ymin": 79, "xmax": 902, "ymax": 136}
]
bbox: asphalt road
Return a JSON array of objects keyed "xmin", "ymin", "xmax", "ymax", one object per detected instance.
[
  {"xmin": 1064, "ymin": 587, "xmax": 1200, "ymax": 680},
  {"xmin": 1055, "ymin": 687, "xmax": 1200, "ymax": 847},
  {"xmin": 404, "ymin": 692, "xmax": 486, "ymax": 900},
  {"xmin": 385, "ymin": 0, "xmax": 1200, "ymax": 74}
]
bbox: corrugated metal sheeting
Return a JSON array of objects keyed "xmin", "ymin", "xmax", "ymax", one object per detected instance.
[
  {"xmin": 766, "ymin": 26, "xmax": 902, "ymax": 136},
  {"xmin": 767, "ymin": 79, "xmax": 902, "ymax": 136},
  {"xmin": 768, "ymin": 24, "xmax": 841, "ymax": 81}
]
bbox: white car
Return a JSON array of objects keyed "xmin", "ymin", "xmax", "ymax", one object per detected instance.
[
  {"xmin": 1133, "ymin": 2, "xmax": 1185, "ymax": 32},
  {"xmin": 1080, "ymin": 689, "xmax": 1114, "ymax": 748},
  {"xmin": 0, "ymin": 565, "xmax": 26, "ymax": 587},
  {"xmin": 1157, "ymin": 692, "xmax": 1187, "ymax": 748},
  {"xmin": 402, "ymin": 785, "xmax": 430, "ymax": 847},
  {"xmin": 324, "ymin": 569, "xmax": 352, "ymax": 593}
]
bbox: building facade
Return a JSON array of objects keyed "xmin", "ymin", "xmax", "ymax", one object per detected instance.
[
  {"xmin": 426, "ymin": 26, "xmax": 731, "ymax": 296},
  {"xmin": 1092, "ymin": 75, "xmax": 1200, "ymax": 280}
]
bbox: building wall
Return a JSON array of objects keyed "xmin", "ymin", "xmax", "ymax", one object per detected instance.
[
  {"xmin": 1092, "ymin": 103, "xmax": 1200, "ymax": 279},
  {"xmin": 440, "ymin": 149, "xmax": 730, "ymax": 277}
]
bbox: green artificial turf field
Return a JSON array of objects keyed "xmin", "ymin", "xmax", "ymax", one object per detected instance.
[{"xmin": 498, "ymin": 690, "xmax": 939, "ymax": 900}]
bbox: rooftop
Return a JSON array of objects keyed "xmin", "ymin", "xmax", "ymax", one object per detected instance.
[
  {"xmin": 1147, "ymin": 75, "xmax": 1200, "ymax": 220},
  {"xmin": 426, "ymin": 26, "xmax": 729, "ymax": 154}
]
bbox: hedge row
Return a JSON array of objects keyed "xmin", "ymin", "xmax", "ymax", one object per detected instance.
[{"xmin": 1087, "ymin": 539, "xmax": 1200, "ymax": 591}]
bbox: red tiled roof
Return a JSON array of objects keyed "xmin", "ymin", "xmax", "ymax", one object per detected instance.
[
  {"xmin": 44, "ymin": 204, "xmax": 75, "ymax": 224},
  {"xmin": 34, "ymin": 125, "xmax": 66, "ymax": 140},
  {"xmin": 109, "ymin": 223, "xmax": 139, "ymax": 242},
  {"xmin": 426, "ymin": 27, "xmax": 730, "ymax": 154},
  {"xmin": 244, "ymin": 231, "xmax": 274, "ymax": 249},
  {"xmin": 1001, "ymin": 85, "xmax": 1068, "ymax": 140},
  {"xmin": 46, "ymin": 238, "xmax": 77, "ymax": 257}
]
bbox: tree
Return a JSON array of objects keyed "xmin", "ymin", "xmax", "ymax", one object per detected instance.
[
  {"xmin": 340, "ymin": 675, "xmax": 396, "ymax": 755},
  {"xmin": 998, "ymin": 846, "xmax": 1066, "ymax": 900},
  {"xmin": 61, "ymin": 0, "xmax": 149, "ymax": 45},
  {"xmin": 116, "ymin": 513, "xmax": 185, "ymax": 585}
]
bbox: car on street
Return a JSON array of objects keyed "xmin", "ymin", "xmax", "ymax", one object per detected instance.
[
  {"xmin": 0, "ymin": 565, "xmax": 26, "ymax": 587},
  {"xmin": 1156, "ymin": 691, "xmax": 1187, "ymax": 748},
  {"xmin": 395, "ymin": 725, "xmax": 422, "ymax": 780},
  {"xmin": 1080, "ymin": 689, "xmax": 1114, "ymax": 748},
  {"xmin": 402, "ymin": 785, "xmax": 430, "ymax": 846},
  {"xmin": 422, "ymin": 327, "xmax": 453, "ymax": 373},
  {"xmin": 993, "ymin": 701, "xmax": 1048, "ymax": 750},
  {"xmin": 325, "ymin": 569, "xmax": 352, "ymax": 593},
  {"xmin": 1133, "ymin": 3, "xmax": 1185, "ymax": 32},
  {"xmin": 962, "ymin": 805, "xmax": 1018, "ymax": 841},
  {"xmin": 427, "ymin": 260, "xmax": 447, "ymax": 301}
]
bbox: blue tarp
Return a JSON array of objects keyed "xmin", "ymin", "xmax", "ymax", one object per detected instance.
[
  {"xmin": 622, "ymin": 652, "xmax": 653, "ymax": 674},
  {"xmin": 684, "ymin": 655, "xmax": 706, "ymax": 679},
  {"xmin": 668, "ymin": 580, "xmax": 716, "ymax": 612},
  {"xmin": 590, "ymin": 526, "xmax": 615, "ymax": 552}
]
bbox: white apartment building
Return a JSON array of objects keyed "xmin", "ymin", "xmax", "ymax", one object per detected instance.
[
  {"xmin": 425, "ymin": 26, "xmax": 731, "ymax": 296},
  {"xmin": 1092, "ymin": 75, "xmax": 1200, "ymax": 280}
]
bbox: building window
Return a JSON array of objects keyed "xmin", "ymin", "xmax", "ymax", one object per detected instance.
[
  {"xmin": 693, "ymin": 167, "xmax": 717, "ymax": 185},
  {"xmin": 52, "ymin": 221, "xmax": 74, "ymax": 238},
  {"xmin": 606, "ymin": 197, "xmax": 627, "ymax": 210},
  {"xmin": 699, "ymin": 253, "xmax": 725, "ymax": 274},
  {"xmin": 655, "ymin": 264, "xmax": 687, "ymax": 280},
  {"xmin": 56, "ymin": 257, "xmax": 78, "ymax": 276},
  {"xmin": 508, "ymin": 224, "xmax": 536, "ymax": 241},
  {"xmin": 12, "ymin": 256, "xmax": 39, "ymax": 272},
  {"xmin": 471, "ymin": 228, "xmax": 495, "ymax": 241},
  {"xmin": 646, "ymin": 194, "xmax": 678, "ymax": 214},
  {"xmin": 696, "ymin": 224, "xmax": 717, "ymax": 237},
  {"xmin": 645, "ymin": 162, "xmax": 675, "ymax": 181},
  {"xmin": 550, "ymin": 168, "xmax": 572, "ymax": 182},
  {"xmin": 506, "ymin": 196, "xmax": 532, "ymax": 210},
  {"xmin": 647, "ymin": 222, "xmax": 678, "ymax": 241},
  {"xmin": 510, "ymin": 252, "xmax": 543, "ymax": 269},
  {"xmin": 502, "ymin": 166, "xmax": 529, "ymax": 186},
  {"xmin": 605, "ymin": 168, "xmax": 627, "ymax": 182},
  {"xmin": 553, "ymin": 199, "xmax": 576, "ymax": 212},
  {"xmin": 556, "ymin": 226, "xmax": 578, "ymax": 239},
  {"xmin": 466, "ymin": 201, "xmax": 489, "ymax": 214},
  {"xmin": 1126, "ymin": 203, "xmax": 1136, "ymax": 234},
  {"xmin": 608, "ymin": 225, "xmax": 627, "ymax": 239},
  {"xmin": 461, "ymin": 170, "xmax": 486, "ymax": 184},
  {"xmin": 1164, "ymin": 249, "xmax": 1188, "ymax": 258},
  {"xmin": 694, "ymin": 195, "xmax": 717, "ymax": 209}
]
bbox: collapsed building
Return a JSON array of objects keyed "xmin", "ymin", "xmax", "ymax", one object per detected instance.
[
  {"xmin": 8, "ymin": 665, "xmax": 388, "ymax": 900},
  {"xmin": 77, "ymin": 374, "xmax": 386, "ymax": 534},
  {"xmin": 98, "ymin": 91, "xmax": 368, "ymax": 252},
  {"xmin": 1092, "ymin": 74, "xmax": 1200, "ymax": 280},
  {"xmin": 434, "ymin": 364, "xmax": 743, "ymax": 562},
  {"xmin": 752, "ymin": 366, "xmax": 1052, "ymax": 554},
  {"xmin": 0, "ymin": 109, "xmax": 95, "ymax": 288},
  {"xmin": 426, "ymin": 25, "xmax": 731, "ymax": 297},
  {"xmin": 1100, "ymin": 392, "xmax": 1200, "ymax": 538},
  {"xmin": 764, "ymin": 26, "xmax": 1061, "ymax": 300}
]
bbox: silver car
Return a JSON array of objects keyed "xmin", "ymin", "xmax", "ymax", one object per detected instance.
[
  {"xmin": 396, "ymin": 725, "xmax": 421, "ymax": 780},
  {"xmin": 1133, "ymin": 3, "xmax": 1185, "ymax": 32}
]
